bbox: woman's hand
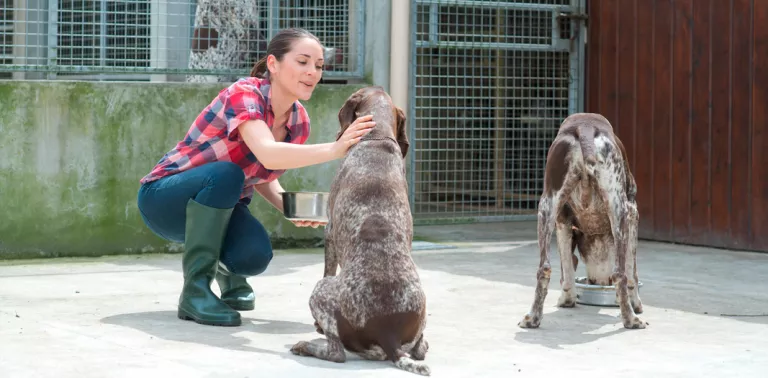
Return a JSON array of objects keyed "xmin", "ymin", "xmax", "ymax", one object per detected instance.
[
  {"xmin": 290, "ymin": 220, "xmax": 327, "ymax": 228},
  {"xmin": 332, "ymin": 115, "xmax": 376, "ymax": 158}
]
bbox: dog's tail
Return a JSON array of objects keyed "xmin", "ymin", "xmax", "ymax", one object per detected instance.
[
  {"xmin": 379, "ymin": 334, "xmax": 431, "ymax": 376},
  {"xmin": 577, "ymin": 124, "xmax": 598, "ymax": 167}
]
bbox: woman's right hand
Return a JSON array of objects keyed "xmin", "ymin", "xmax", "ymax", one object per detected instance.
[{"xmin": 332, "ymin": 115, "xmax": 376, "ymax": 158}]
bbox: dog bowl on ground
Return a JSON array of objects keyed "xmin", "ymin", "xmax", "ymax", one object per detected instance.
[
  {"xmin": 282, "ymin": 192, "xmax": 329, "ymax": 222},
  {"xmin": 574, "ymin": 276, "xmax": 643, "ymax": 307}
]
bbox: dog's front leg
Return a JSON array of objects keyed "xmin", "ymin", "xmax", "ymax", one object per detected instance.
[
  {"xmin": 291, "ymin": 276, "xmax": 347, "ymax": 362},
  {"xmin": 519, "ymin": 195, "xmax": 555, "ymax": 328}
]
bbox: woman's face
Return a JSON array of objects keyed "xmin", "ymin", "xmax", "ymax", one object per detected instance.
[{"xmin": 268, "ymin": 37, "xmax": 325, "ymax": 102}]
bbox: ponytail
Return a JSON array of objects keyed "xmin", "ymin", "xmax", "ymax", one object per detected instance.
[{"xmin": 250, "ymin": 55, "xmax": 269, "ymax": 78}]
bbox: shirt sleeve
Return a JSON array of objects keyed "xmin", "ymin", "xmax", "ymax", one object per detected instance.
[{"xmin": 222, "ymin": 83, "xmax": 267, "ymax": 142}]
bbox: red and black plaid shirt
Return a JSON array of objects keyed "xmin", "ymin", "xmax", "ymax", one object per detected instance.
[{"xmin": 140, "ymin": 77, "xmax": 311, "ymax": 203}]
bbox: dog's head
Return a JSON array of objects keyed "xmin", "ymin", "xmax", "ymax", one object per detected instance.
[{"xmin": 336, "ymin": 86, "xmax": 409, "ymax": 158}]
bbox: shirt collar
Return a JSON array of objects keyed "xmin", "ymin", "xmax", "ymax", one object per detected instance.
[{"xmin": 258, "ymin": 77, "xmax": 299, "ymax": 136}]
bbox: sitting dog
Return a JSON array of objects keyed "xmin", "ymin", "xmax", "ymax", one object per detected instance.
[
  {"xmin": 518, "ymin": 113, "xmax": 646, "ymax": 330},
  {"xmin": 290, "ymin": 86, "xmax": 431, "ymax": 376}
]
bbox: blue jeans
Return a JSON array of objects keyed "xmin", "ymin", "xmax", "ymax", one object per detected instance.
[{"xmin": 137, "ymin": 162, "xmax": 273, "ymax": 277}]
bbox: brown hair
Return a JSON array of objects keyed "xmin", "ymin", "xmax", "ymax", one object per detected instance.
[{"xmin": 250, "ymin": 28, "xmax": 323, "ymax": 79}]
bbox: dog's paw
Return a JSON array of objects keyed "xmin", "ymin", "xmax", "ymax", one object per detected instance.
[
  {"xmin": 557, "ymin": 290, "xmax": 577, "ymax": 308},
  {"xmin": 623, "ymin": 316, "xmax": 647, "ymax": 330},
  {"xmin": 518, "ymin": 313, "xmax": 542, "ymax": 329},
  {"xmin": 290, "ymin": 341, "xmax": 312, "ymax": 356}
]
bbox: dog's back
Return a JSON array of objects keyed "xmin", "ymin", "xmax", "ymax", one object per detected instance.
[
  {"xmin": 330, "ymin": 134, "xmax": 424, "ymax": 323},
  {"xmin": 544, "ymin": 113, "xmax": 633, "ymax": 200}
]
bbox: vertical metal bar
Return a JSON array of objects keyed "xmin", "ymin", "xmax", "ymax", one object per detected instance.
[
  {"xmin": 408, "ymin": 0, "xmax": 417, "ymax": 214},
  {"xmin": 12, "ymin": 0, "xmax": 28, "ymax": 80},
  {"xmin": 577, "ymin": 0, "xmax": 587, "ymax": 113},
  {"xmin": 100, "ymin": 0, "xmax": 107, "ymax": 81},
  {"xmin": 567, "ymin": 0, "xmax": 585, "ymax": 114},
  {"xmin": 550, "ymin": 7, "xmax": 558, "ymax": 49},
  {"xmin": 150, "ymin": 0, "xmax": 167, "ymax": 82},
  {"xmin": 46, "ymin": 0, "xmax": 57, "ymax": 79},
  {"xmin": 428, "ymin": 3, "xmax": 437, "ymax": 45},
  {"xmin": 268, "ymin": 0, "xmax": 280, "ymax": 40},
  {"xmin": 356, "ymin": 0, "xmax": 365, "ymax": 77},
  {"xmin": 494, "ymin": 7, "xmax": 505, "ymax": 208}
]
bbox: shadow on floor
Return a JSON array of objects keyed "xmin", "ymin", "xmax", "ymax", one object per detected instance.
[
  {"xmin": 101, "ymin": 230, "xmax": 768, "ymax": 328},
  {"xmin": 99, "ymin": 310, "xmax": 392, "ymax": 372},
  {"xmin": 412, "ymin": 243, "xmax": 768, "ymax": 326},
  {"xmin": 105, "ymin": 252, "xmax": 323, "ymax": 278},
  {"xmin": 512, "ymin": 305, "xmax": 631, "ymax": 350}
]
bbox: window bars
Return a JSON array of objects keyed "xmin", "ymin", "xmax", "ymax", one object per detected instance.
[
  {"xmin": 409, "ymin": 0, "xmax": 586, "ymax": 222},
  {"xmin": 0, "ymin": 0, "xmax": 364, "ymax": 81}
]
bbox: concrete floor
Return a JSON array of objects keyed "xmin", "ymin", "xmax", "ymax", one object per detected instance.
[{"xmin": 1, "ymin": 222, "xmax": 767, "ymax": 377}]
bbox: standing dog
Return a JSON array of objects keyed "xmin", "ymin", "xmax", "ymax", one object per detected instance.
[
  {"xmin": 290, "ymin": 87, "xmax": 431, "ymax": 376},
  {"xmin": 518, "ymin": 113, "xmax": 646, "ymax": 330}
]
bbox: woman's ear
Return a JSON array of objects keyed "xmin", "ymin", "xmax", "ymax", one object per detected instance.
[{"xmin": 266, "ymin": 54, "xmax": 278, "ymax": 77}]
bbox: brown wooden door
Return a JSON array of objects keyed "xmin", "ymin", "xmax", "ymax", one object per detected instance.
[{"xmin": 585, "ymin": 0, "xmax": 767, "ymax": 252}]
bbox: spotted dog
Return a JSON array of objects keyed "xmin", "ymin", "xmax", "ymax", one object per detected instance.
[
  {"xmin": 518, "ymin": 113, "xmax": 646, "ymax": 330},
  {"xmin": 290, "ymin": 87, "xmax": 431, "ymax": 376}
]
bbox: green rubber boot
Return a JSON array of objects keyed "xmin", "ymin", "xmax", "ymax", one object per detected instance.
[
  {"xmin": 177, "ymin": 199, "xmax": 241, "ymax": 327},
  {"xmin": 215, "ymin": 268, "xmax": 256, "ymax": 311}
]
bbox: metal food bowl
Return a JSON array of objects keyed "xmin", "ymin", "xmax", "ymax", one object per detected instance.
[
  {"xmin": 282, "ymin": 191, "xmax": 329, "ymax": 223},
  {"xmin": 574, "ymin": 276, "xmax": 643, "ymax": 307}
]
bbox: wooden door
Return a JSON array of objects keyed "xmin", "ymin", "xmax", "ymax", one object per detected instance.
[{"xmin": 585, "ymin": 0, "xmax": 768, "ymax": 252}]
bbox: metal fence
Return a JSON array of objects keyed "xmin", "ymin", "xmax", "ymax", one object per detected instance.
[
  {"xmin": 409, "ymin": 0, "xmax": 587, "ymax": 222},
  {"xmin": 0, "ymin": 0, "xmax": 365, "ymax": 81}
]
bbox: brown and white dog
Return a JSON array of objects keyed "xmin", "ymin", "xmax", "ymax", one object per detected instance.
[
  {"xmin": 290, "ymin": 87, "xmax": 431, "ymax": 376},
  {"xmin": 518, "ymin": 113, "xmax": 646, "ymax": 330}
]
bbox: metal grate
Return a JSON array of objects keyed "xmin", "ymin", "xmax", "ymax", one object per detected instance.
[
  {"xmin": 56, "ymin": 1, "xmax": 151, "ymax": 69},
  {"xmin": 0, "ymin": 0, "xmax": 364, "ymax": 81},
  {"xmin": 409, "ymin": 0, "xmax": 586, "ymax": 222},
  {"xmin": 0, "ymin": 0, "xmax": 12, "ymax": 79}
]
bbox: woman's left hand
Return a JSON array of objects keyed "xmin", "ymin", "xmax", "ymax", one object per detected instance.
[{"xmin": 291, "ymin": 220, "xmax": 327, "ymax": 228}]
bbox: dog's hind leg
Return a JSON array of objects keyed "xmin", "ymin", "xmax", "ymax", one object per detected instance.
[
  {"xmin": 355, "ymin": 347, "xmax": 388, "ymax": 361},
  {"xmin": 518, "ymin": 194, "xmax": 555, "ymax": 328},
  {"xmin": 290, "ymin": 277, "xmax": 347, "ymax": 363},
  {"xmin": 626, "ymin": 201, "xmax": 643, "ymax": 314},
  {"xmin": 603, "ymin": 188, "xmax": 645, "ymax": 329},
  {"xmin": 316, "ymin": 224, "xmax": 340, "ymax": 333},
  {"xmin": 555, "ymin": 219, "xmax": 577, "ymax": 307}
]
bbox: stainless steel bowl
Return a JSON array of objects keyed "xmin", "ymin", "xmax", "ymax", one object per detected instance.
[
  {"xmin": 574, "ymin": 276, "xmax": 644, "ymax": 307},
  {"xmin": 281, "ymin": 191, "xmax": 329, "ymax": 222}
]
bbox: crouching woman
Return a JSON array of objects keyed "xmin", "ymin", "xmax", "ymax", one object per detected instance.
[{"xmin": 136, "ymin": 28, "xmax": 374, "ymax": 327}]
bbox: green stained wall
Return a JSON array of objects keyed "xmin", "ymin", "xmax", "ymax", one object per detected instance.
[{"xmin": 0, "ymin": 80, "xmax": 364, "ymax": 259}]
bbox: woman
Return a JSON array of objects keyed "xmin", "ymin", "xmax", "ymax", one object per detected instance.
[{"xmin": 137, "ymin": 28, "xmax": 375, "ymax": 327}]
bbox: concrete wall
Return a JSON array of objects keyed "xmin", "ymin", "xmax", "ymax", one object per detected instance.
[
  {"xmin": 363, "ymin": 0, "xmax": 392, "ymax": 90},
  {"xmin": 0, "ymin": 80, "xmax": 365, "ymax": 259}
]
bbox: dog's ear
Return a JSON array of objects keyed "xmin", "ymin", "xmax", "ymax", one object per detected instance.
[
  {"xmin": 395, "ymin": 106, "xmax": 409, "ymax": 158},
  {"xmin": 336, "ymin": 91, "xmax": 364, "ymax": 141}
]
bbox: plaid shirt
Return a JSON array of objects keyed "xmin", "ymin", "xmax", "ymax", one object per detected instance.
[{"xmin": 140, "ymin": 77, "xmax": 311, "ymax": 203}]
